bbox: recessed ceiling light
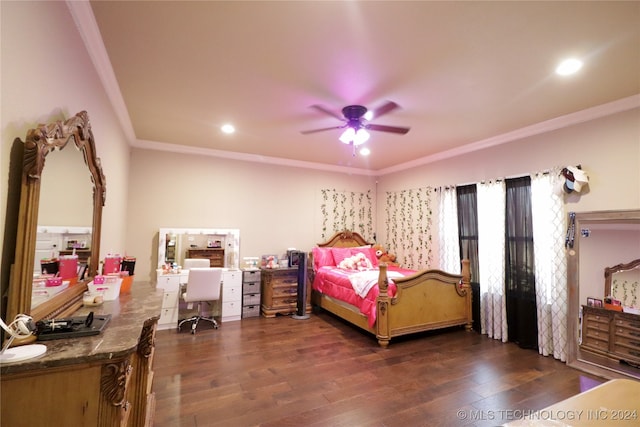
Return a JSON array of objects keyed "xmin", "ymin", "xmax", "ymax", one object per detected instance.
[
  {"xmin": 221, "ymin": 124, "xmax": 235, "ymax": 134},
  {"xmin": 555, "ymin": 58, "xmax": 583, "ymax": 76},
  {"xmin": 359, "ymin": 147, "xmax": 371, "ymax": 156}
]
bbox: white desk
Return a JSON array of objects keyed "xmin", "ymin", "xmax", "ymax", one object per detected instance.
[{"xmin": 156, "ymin": 269, "xmax": 242, "ymax": 330}]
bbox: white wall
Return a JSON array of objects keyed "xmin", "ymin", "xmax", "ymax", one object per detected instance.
[{"xmin": 1, "ymin": 2, "xmax": 130, "ymax": 288}]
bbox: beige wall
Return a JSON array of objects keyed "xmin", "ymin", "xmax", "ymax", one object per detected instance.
[
  {"xmin": 126, "ymin": 148, "xmax": 376, "ymax": 280},
  {"xmin": 378, "ymin": 108, "xmax": 640, "ymax": 211},
  {"xmin": 1, "ymin": 2, "xmax": 131, "ymax": 293}
]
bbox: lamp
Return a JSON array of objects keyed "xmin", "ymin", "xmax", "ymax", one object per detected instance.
[
  {"xmin": 0, "ymin": 314, "xmax": 47, "ymax": 364},
  {"xmin": 339, "ymin": 126, "xmax": 370, "ymax": 146}
]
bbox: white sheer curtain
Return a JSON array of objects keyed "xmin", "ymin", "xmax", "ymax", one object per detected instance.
[
  {"xmin": 477, "ymin": 180, "xmax": 507, "ymax": 342},
  {"xmin": 438, "ymin": 187, "xmax": 461, "ymax": 274},
  {"xmin": 531, "ymin": 170, "xmax": 567, "ymax": 361}
]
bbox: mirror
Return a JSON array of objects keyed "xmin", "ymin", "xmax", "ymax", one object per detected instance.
[
  {"xmin": 157, "ymin": 228, "xmax": 240, "ymax": 272},
  {"xmin": 605, "ymin": 258, "xmax": 640, "ymax": 310},
  {"xmin": 7, "ymin": 111, "xmax": 106, "ymax": 322},
  {"xmin": 566, "ymin": 209, "xmax": 640, "ymax": 378}
]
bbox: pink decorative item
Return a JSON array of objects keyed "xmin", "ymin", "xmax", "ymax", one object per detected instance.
[
  {"xmin": 58, "ymin": 255, "xmax": 78, "ymax": 280},
  {"xmin": 45, "ymin": 277, "xmax": 62, "ymax": 287},
  {"xmin": 103, "ymin": 255, "xmax": 122, "ymax": 274}
]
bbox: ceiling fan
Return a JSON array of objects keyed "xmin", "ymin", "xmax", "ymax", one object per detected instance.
[{"xmin": 300, "ymin": 101, "xmax": 410, "ymax": 148}]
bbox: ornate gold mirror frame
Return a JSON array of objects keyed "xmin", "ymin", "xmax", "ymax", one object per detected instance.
[
  {"xmin": 7, "ymin": 111, "xmax": 106, "ymax": 322},
  {"xmin": 605, "ymin": 258, "xmax": 640, "ymax": 303}
]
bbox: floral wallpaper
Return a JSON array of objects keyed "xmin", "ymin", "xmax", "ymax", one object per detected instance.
[
  {"xmin": 320, "ymin": 189, "xmax": 373, "ymax": 241},
  {"xmin": 612, "ymin": 276, "xmax": 639, "ymax": 308},
  {"xmin": 384, "ymin": 187, "xmax": 434, "ymax": 270}
]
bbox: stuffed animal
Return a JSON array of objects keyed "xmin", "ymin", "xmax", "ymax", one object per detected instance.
[
  {"xmin": 265, "ymin": 255, "xmax": 278, "ymax": 269},
  {"xmin": 338, "ymin": 253, "xmax": 373, "ymax": 271},
  {"xmin": 373, "ymin": 244, "xmax": 398, "ymax": 266}
]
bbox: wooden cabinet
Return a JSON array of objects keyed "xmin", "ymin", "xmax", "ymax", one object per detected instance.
[
  {"xmin": 59, "ymin": 248, "xmax": 91, "ymax": 264},
  {"xmin": 581, "ymin": 305, "xmax": 640, "ymax": 365},
  {"xmin": 260, "ymin": 268, "xmax": 311, "ymax": 317},
  {"xmin": 186, "ymin": 248, "xmax": 224, "ymax": 267}
]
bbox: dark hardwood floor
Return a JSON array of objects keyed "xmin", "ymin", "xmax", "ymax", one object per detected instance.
[{"xmin": 152, "ymin": 312, "xmax": 605, "ymax": 427}]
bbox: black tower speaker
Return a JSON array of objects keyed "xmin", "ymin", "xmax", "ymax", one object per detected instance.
[{"xmin": 292, "ymin": 252, "xmax": 310, "ymax": 320}]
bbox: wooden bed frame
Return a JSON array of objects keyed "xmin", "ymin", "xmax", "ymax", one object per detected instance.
[{"xmin": 311, "ymin": 230, "xmax": 472, "ymax": 347}]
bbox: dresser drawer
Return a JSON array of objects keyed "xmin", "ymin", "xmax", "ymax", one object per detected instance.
[
  {"xmin": 242, "ymin": 270, "xmax": 261, "ymax": 284},
  {"xmin": 223, "ymin": 284, "xmax": 242, "ymax": 302},
  {"xmin": 156, "ymin": 275, "xmax": 180, "ymax": 292},
  {"xmin": 162, "ymin": 291, "xmax": 179, "ymax": 308},
  {"xmin": 159, "ymin": 307, "xmax": 178, "ymax": 325},
  {"xmin": 243, "ymin": 293, "xmax": 261, "ymax": 306},
  {"xmin": 585, "ymin": 326, "xmax": 610, "ymax": 342},
  {"xmin": 614, "ymin": 316, "xmax": 640, "ymax": 331},
  {"xmin": 242, "ymin": 305, "xmax": 260, "ymax": 318},
  {"xmin": 270, "ymin": 295, "xmax": 298, "ymax": 309},
  {"xmin": 243, "ymin": 281, "xmax": 261, "ymax": 295}
]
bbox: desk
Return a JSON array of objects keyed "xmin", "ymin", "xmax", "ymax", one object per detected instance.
[
  {"xmin": 156, "ymin": 269, "xmax": 241, "ymax": 329},
  {"xmin": 505, "ymin": 379, "xmax": 640, "ymax": 426}
]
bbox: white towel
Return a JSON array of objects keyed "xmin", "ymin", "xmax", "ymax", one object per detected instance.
[{"xmin": 349, "ymin": 270, "xmax": 403, "ymax": 298}]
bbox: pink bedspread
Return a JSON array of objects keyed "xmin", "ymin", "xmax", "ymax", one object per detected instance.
[{"xmin": 312, "ymin": 266, "xmax": 415, "ymax": 327}]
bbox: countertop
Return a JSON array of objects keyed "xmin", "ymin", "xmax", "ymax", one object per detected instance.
[{"xmin": 1, "ymin": 282, "xmax": 162, "ymax": 375}]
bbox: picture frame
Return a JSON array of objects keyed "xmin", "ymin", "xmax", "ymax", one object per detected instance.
[
  {"xmin": 587, "ymin": 297, "xmax": 595, "ymax": 307},
  {"xmin": 594, "ymin": 298, "xmax": 603, "ymax": 308},
  {"xmin": 77, "ymin": 263, "xmax": 88, "ymax": 281}
]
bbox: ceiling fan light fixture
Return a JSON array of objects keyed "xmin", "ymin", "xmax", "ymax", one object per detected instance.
[
  {"xmin": 340, "ymin": 127, "xmax": 369, "ymax": 146},
  {"xmin": 339, "ymin": 127, "xmax": 356, "ymax": 144}
]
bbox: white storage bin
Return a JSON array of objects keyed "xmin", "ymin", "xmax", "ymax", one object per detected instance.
[{"xmin": 88, "ymin": 277, "xmax": 122, "ymax": 301}]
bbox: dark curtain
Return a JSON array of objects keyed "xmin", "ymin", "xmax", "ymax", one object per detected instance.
[
  {"xmin": 456, "ymin": 184, "xmax": 480, "ymax": 332},
  {"xmin": 505, "ymin": 177, "xmax": 538, "ymax": 349}
]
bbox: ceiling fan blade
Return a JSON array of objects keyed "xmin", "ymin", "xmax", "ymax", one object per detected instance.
[
  {"xmin": 300, "ymin": 125, "xmax": 344, "ymax": 135},
  {"xmin": 366, "ymin": 123, "xmax": 410, "ymax": 134},
  {"xmin": 310, "ymin": 104, "xmax": 345, "ymax": 121},
  {"xmin": 370, "ymin": 101, "xmax": 401, "ymax": 119}
]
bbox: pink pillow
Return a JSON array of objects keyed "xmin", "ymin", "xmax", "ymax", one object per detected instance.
[
  {"xmin": 312, "ymin": 247, "xmax": 335, "ymax": 270},
  {"xmin": 330, "ymin": 247, "xmax": 354, "ymax": 265},
  {"xmin": 350, "ymin": 246, "xmax": 378, "ymax": 267}
]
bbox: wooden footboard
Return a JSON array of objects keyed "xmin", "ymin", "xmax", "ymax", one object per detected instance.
[{"xmin": 375, "ymin": 260, "xmax": 472, "ymax": 347}]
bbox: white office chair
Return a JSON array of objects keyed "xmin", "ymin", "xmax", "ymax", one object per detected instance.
[
  {"xmin": 182, "ymin": 258, "xmax": 210, "ymax": 270},
  {"xmin": 177, "ymin": 267, "xmax": 223, "ymax": 334}
]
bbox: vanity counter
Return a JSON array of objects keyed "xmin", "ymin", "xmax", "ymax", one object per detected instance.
[
  {"xmin": 1, "ymin": 281, "xmax": 162, "ymax": 375},
  {"xmin": 1, "ymin": 282, "xmax": 162, "ymax": 426}
]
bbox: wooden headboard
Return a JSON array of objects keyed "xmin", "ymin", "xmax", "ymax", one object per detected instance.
[{"xmin": 317, "ymin": 230, "xmax": 373, "ymax": 248}]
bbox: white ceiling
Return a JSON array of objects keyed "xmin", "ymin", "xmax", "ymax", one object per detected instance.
[{"xmin": 83, "ymin": 1, "xmax": 640, "ymax": 175}]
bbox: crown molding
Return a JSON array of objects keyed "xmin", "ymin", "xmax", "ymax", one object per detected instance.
[
  {"xmin": 132, "ymin": 139, "xmax": 378, "ymax": 176},
  {"xmin": 377, "ymin": 94, "xmax": 640, "ymax": 176}
]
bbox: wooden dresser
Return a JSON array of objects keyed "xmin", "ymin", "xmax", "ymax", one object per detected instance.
[
  {"xmin": 581, "ymin": 305, "xmax": 640, "ymax": 365},
  {"xmin": 1, "ymin": 284, "xmax": 162, "ymax": 427},
  {"xmin": 260, "ymin": 267, "xmax": 311, "ymax": 317},
  {"xmin": 59, "ymin": 248, "xmax": 91, "ymax": 264},
  {"xmin": 186, "ymin": 248, "xmax": 225, "ymax": 267}
]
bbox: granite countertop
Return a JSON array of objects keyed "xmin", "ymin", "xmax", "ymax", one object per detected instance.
[{"xmin": 1, "ymin": 282, "xmax": 162, "ymax": 375}]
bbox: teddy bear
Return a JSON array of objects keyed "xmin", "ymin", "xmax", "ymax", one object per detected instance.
[
  {"xmin": 264, "ymin": 255, "xmax": 278, "ymax": 269},
  {"xmin": 373, "ymin": 244, "xmax": 398, "ymax": 266},
  {"xmin": 338, "ymin": 253, "xmax": 373, "ymax": 270}
]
